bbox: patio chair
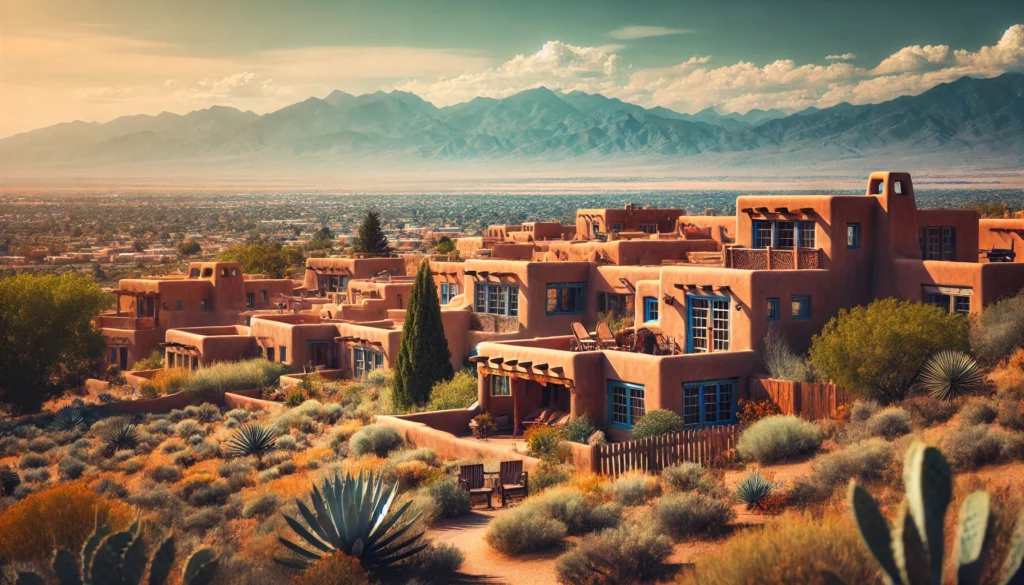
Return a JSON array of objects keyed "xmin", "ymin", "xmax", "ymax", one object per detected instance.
[
  {"xmin": 458, "ymin": 464, "xmax": 494, "ymax": 509},
  {"xmin": 570, "ymin": 321, "xmax": 597, "ymax": 352},
  {"xmin": 498, "ymin": 460, "xmax": 529, "ymax": 507},
  {"xmin": 595, "ymin": 321, "xmax": 618, "ymax": 349},
  {"xmin": 655, "ymin": 333, "xmax": 679, "ymax": 355},
  {"xmin": 632, "ymin": 328, "xmax": 657, "ymax": 354},
  {"xmin": 522, "ymin": 408, "xmax": 551, "ymax": 429}
]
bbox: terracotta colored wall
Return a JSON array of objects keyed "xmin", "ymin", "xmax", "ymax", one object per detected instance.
[
  {"xmin": 302, "ymin": 257, "xmax": 406, "ymax": 290},
  {"xmin": 917, "ymin": 208, "xmax": 980, "ymax": 262},
  {"xmin": 677, "ymin": 216, "xmax": 737, "ymax": 245},
  {"xmin": 979, "ymin": 219, "xmax": 1024, "ymax": 262},
  {"xmin": 376, "ymin": 415, "xmax": 542, "ymax": 472}
]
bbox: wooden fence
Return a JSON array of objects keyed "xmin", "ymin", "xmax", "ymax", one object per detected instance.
[
  {"xmin": 596, "ymin": 425, "xmax": 738, "ymax": 476},
  {"xmin": 747, "ymin": 377, "xmax": 852, "ymax": 420}
]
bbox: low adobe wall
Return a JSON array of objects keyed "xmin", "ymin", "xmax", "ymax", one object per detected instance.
[
  {"xmin": 123, "ymin": 369, "xmax": 162, "ymax": 388},
  {"xmin": 105, "ymin": 388, "xmax": 275, "ymax": 414},
  {"xmin": 279, "ymin": 369, "xmax": 346, "ymax": 389},
  {"xmin": 223, "ymin": 390, "xmax": 285, "ymax": 412}
]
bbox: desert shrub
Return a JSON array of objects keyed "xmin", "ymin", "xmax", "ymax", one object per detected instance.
[
  {"xmin": 26, "ymin": 436, "xmax": 57, "ymax": 453},
  {"xmin": 555, "ymin": 524, "xmax": 672, "ymax": 585},
  {"xmin": 92, "ymin": 477, "xmax": 128, "ymax": 499},
  {"xmin": 652, "ymin": 492, "xmax": 734, "ymax": 540},
  {"xmin": 525, "ymin": 425, "xmax": 562, "ymax": 457},
  {"xmin": 407, "ymin": 543, "xmax": 465, "ymax": 581},
  {"xmin": 388, "ymin": 448, "xmax": 439, "ymax": 468},
  {"xmin": 292, "ymin": 552, "xmax": 371, "ymax": 585},
  {"xmin": 900, "ymin": 395, "xmax": 959, "ymax": 428},
  {"xmin": 737, "ymin": 399, "xmax": 784, "ymax": 429},
  {"xmin": 183, "ymin": 507, "xmax": 223, "ymax": 532},
  {"xmin": 133, "ymin": 349, "xmax": 165, "ymax": 371},
  {"xmin": 789, "ymin": 439, "xmax": 893, "ymax": 504},
  {"xmin": 193, "ymin": 440, "xmax": 220, "ymax": 459},
  {"xmin": 763, "ymin": 325, "xmax": 812, "ymax": 382},
  {"xmin": 389, "ymin": 461, "xmax": 436, "ymax": 490},
  {"xmin": 676, "ymin": 513, "xmax": 884, "ymax": 585},
  {"xmin": 560, "ymin": 416, "xmax": 599, "ymax": 444},
  {"xmin": 127, "ymin": 486, "xmax": 174, "ymax": 509},
  {"xmin": 349, "ymin": 424, "xmax": 403, "ymax": 458},
  {"xmin": 185, "ymin": 358, "xmax": 286, "ymax": 402},
  {"xmin": 185, "ymin": 479, "xmax": 232, "ymax": 507},
  {"xmin": 735, "ymin": 470, "xmax": 777, "ymax": 511},
  {"xmin": 0, "ymin": 436, "xmax": 22, "ymax": 457},
  {"xmin": 0, "ymin": 482, "xmax": 133, "ymax": 563},
  {"xmin": 172, "ymin": 451, "xmax": 197, "ymax": 468},
  {"xmin": 862, "ymin": 407, "xmax": 912, "ymax": 439},
  {"xmin": 23, "ymin": 468, "xmax": 50, "ymax": 483},
  {"xmin": 611, "ymin": 472, "xmax": 661, "ymax": 506},
  {"xmin": 276, "ymin": 434, "xmax": 298, "ymax": 451},
  {"xmin": 997, "ymin": 398, "xmax": 1024, "ymax": 431},
  {"xmin": 519, "ymin": 487, "xmax": 622, "ymax": 535},
  {"xmin": 661, "ymin": 462, "xmax": 726, "ymax": 497},
  {"xmin": 161, "ymin": 439, "xmax": 186, "ymax": 453},
  {"xmin": 531, "ymin": 462, "xmax": 571, "ymax": 492},
  {"xmin": 175, "ymin": 419, "xmax": 203, "ymax": 439},
  {"xmin": 150, "ymin": 368, "xmax": 191, "ymax": 395},
  {"xmin": 425, "ymin": 477, "xmax": 471, "ymax": 518},
  {"xmin": 258, "ymin": 468, "xmax": 280, "ymax": 483},
  {"xmin": 196, "ymin": 402, "xmax": 221, "ymax": 422},
  {"xmin": 631, "ymin": 409, "xmax": 685, "ymax": 439},
  {"xmin": 18, "ymin": 452, "xmax": 49, "ymax": 469},
  {"xmin": 992, "ymin": 427, "xmax": 1024, "ymax": 460},
  {"xmin": 848, "ymin": 400, "xmax": 880, "ymax": 423},
  {"xmin": 426, "ymin": 369, "xmax": 478, "ymax": 411},
  {"xmin": 225, "ymin": 408, "xmax": 252, "ymax": 423},
  {"xmin": 736, "ymin": 415, "xmax": 823, "ymax": 463},
  {"xmin": 124, "ymin": 458, "xmax": 144, "ymax": 475},
  {"xmin": 57, "ymin": 456, "xmax": 87, "ymax": 480},
  {"xmin": 961, "ymin": 398, "xmax": 998, "ymax": 425},
  {"xmin": 971, "ymin": 291, "xmax": 1024, "ymax": 365},
  {"xmin": 810, "ymin": 298, "xmax": 969, "ymax": 401},
  {"xmin": 241, "ymin": 491, "xmax": 279, "ymax": 519},
  {"xmin": 485, "ymin": 512, "xmax": 567, "ymax": 555},
  {"xmin": 148, "ymin": 464, "xmax": 184, "ymax": 483},
  {"xmin": 944, "ymin": 424, "xmax": 1003, "ymax": 469}
]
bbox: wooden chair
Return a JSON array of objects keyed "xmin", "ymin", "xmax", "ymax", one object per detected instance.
[
  {"xmin": 570, "ymin": 321, "xmax": 597, "ymax": 351},
  {"xmin": 595, "ymin": 321, "xmax": 618, "ymax": 349},
  {"xmin": 458, "ymin": 464, "xmax": 493, "ymax": 509},
  {"xmin": 498, "ymin": 460, "xmax": 529, "ymax": 507},
  {"xmin": 632, "ymin": 327, "xmax": 657, "ymax": 354}
]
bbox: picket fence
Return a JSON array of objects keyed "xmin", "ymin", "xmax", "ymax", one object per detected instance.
[{"xmin": 596, "ymin": 424, "xmax": 738, "ymax": 476}]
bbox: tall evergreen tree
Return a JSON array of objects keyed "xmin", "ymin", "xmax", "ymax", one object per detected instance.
[
  {"xmin": 354, "ymin": 209, "xmax": 389, "ymax": 256},
  {"xmin": 393, "ymin": 260, "xmax": 453, "ymax": 409}
]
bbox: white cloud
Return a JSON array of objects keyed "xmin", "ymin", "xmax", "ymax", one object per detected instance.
[
  {"xmin": 872, "ymin": 44, "xmax": 950, "ymax": 74},
  {"xmin": 825, "ymin": 53, "xmax": 856, "ymax": 61},
  {"xmin": 609, "ymin": 26, "xmax": 691, "ymax": 40}
]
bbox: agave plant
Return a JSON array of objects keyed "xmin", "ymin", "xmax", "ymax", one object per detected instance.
[
  {"xmin": 823, "ymin": 441, "xmax": 1024, "ymax": 585},
  {"xmin": 50, "ymin": 406, "xmax": 86, "ymax": 432},
  {"xmin": 223, "ymin": 423, "xmax": 278, "ymax": 459},
  {"xmin": 276, "ymin": 471, "xmax": 427, "ymax": 571},
  {"xmin": 0, "ymin": 466, "xmax": 20, "ymax": 496},
  {"xmin": 735, "ymin": 470, "xmax": 775, "ymax": 510},
  {"xmin": 99, "ymin": 417, "xmax": 140, "ymax": 451},
  {"xmin": 14, "ymin": 513, "xmax": 218, "ymax": 585},
  {"xmin": 918, "ymin": 350, "xmax": 986, "ymax": 402}
]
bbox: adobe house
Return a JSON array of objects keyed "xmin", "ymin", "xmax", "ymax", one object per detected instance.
[
  {"xmin": 98, "ymin": 262, "xmax": 294, "ymax": 370},
  {"xmin": 575, "ymin": 204, "xmax": 684, "ymax": 240}
]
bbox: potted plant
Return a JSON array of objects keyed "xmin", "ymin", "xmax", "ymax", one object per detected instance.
[{"xmin": 470, "ymin": 412, "xmax": 498, "ymax": 440}]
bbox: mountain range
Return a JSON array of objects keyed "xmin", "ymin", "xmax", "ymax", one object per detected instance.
[{"xmin": 2, "ymin": 73, "xmax": 1022, "ymax": 175}]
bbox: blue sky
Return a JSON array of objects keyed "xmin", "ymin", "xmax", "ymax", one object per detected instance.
[{"xmin": 2, "ymin": 0, "xmax": 1023, "ymax": 136}]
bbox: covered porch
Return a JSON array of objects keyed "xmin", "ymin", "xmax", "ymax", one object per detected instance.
[{"xmin": 473, "ymin": 356, "xmax": 578, "ymax": 436}]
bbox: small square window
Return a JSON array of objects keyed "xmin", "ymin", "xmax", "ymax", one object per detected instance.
[
  {"xmin": 176, "ymin": 299, "xmax": 183, "ymax": 310},
  {"xmin": 893, "ymin": 181, "xmax": 903, "ymax": 195},
  {"xmin": 279, "ymin": 347, "xmax": 287, "ymax": 363},
  {"xmin": 847, "ymin": 224, "xmax": 861, "ymax": 249},
  {"xmin": 766, "ymin": 298, "xmax": 780, "ymax": 321},
  {"xmin": 246, "ymin": 293, "xmax": 254, "ymax": 308},
  {"xmin": 791, "ymin": 296, "xmax": 811, "ymax": 320},
  {"xmin": 260, "ymin": 290, "xmax": 268, "ymax": 303},
  {"xmin": 200, "ymin": 299, "xmax": 209, "ymax": 311},
  {"xmin": 491, "ymin": 376, "xmax": 511, "ymax": 396}
]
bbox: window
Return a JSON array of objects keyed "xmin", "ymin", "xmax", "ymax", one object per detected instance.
[
  {"xmin": 766, "ymin": 298, "xmax": 780, "ymax": 321},
  {"xmin": 440, "ymin": 283, "xmax": 459, "ymax": 304},
  {"xmin": 919, "ymin": 227, "xmax": 956, "ymax": 260},
  {"xmin": 476, "ymin": 284, "xmax": 519, "ymax": 317},
  {"xmin": 266, "ymin": 347, "xmax": 275, "ymax": 361},
  {"xmin": 220, "ymin": 268, "xmax": 228, "ymax": 277},
  {"xmin": 643, "ymin": 297, "xmax": 659, "ymax": 323},
  {"xmin": 547, "ymin": 283, "xmax": 585, "ymax": 314},
  {"xmin": 893, "ymin": 181, "xmax": 903, "ymax": 195},
  {"xmin": 279, "ymin": 347, "xmax": 287, "ymax": 363},
  {"xmin": 639, "ymin": 223, "xmax": 658, "ymax": 234},
  {"xmin": 246, "ymin": 293, "xmax": 254, "ymax": 308},
  {"xmin": 176, "ymin": 299, "xmax": 183, "ymax": 310},
  {"xmin": 200, "ymin": 299, "xmax": 209, "ymax": 312},
  {"xmin": 353, "ymin": 346, "xmax": 384, "ymax": 377},
  {"xmin": 752, "ymin": 220, "xmax": 816, "ymax": 249},
  {"xmin": 490, "ymin": 376, "xmax": 511, "ymax": 396},
  {"xmin": 682, "ymin": 379, "xmax": 738, "ymax": 427},
  {"xmin": 687, "ymin": 295, "xmax": 730, "ymax": 353},
  {"xmin": 162, "ymin": 301, "xmax": 169, "ymax": 310},
  {"xmin": 923, "ymin": 286, "xmax": 972, "ymax": 315},
  {"xmin": 608, "ymin": 381, "xmax": 645, "ymax": 429},
  {"xmin": 847, "ymin": 224, "xmax": 861, "ymax": 249},
  {"xmin": 261, "ymin": 290, "xmax": 268, "ymax": 303},
  {"xmin": 792, "ymin": 296, "xmax": 811, "ymax": 320},
  {"xmin": 598, "ymin": 292, "xmax": 634, "ymax": 315},
  {"xmin": 612, "ymin": 224, "xmax": 622, "ymax": 232},
  {"xmin": 202, "ymin": 268, "xmax": 213, "ymax": 277}
]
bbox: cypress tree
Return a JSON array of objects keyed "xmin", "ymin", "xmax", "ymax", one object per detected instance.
[
  {"xmin": 354, "ymin": 208, "xmax": 389, "ymax": 256},
  {"xmin": 393, "ymin": 260, "xmax": 454, "ymax": 409}
]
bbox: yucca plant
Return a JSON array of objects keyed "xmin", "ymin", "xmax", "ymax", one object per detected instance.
[
  {"xmin": 14, "ymin": 513, "xmax": 218, "ymax": 585},
  {"xmin": 276, "ymin": 471, "xmax": 427, "ymax": 571},
  {"xmin": 735, "ymin": 471, "xmax": 775, "ymax": 510},
  {"xmin": 0, "ymin": 465, "xmax": 20, "ymax": 496},
  {"xmin": 99, "ymin": 417, "xmax": 140, "ymax": 451},
  {"xmin": 50, "ymin": 406, "xmax": 86, "ymax": 432},
  {"xmin": 918, "ymin": 350, "xmax": 986, "ymax": 402},
  {"xmin": 824, "ymin": 441, "xmax": 1024, "ymax": 585},
  {"xmin": 223, "ymin": 423, "xmax": 278, "ymax": 459}
]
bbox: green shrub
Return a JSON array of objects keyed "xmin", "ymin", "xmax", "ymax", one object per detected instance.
[
  {"xmin": 900, "ymin": 395, "xmax": 959, "ymax": 428},
  {"xmin": 809, "ymin": 298, "xmax": 969, "ymax": 401},
  {"xmin": 185, "ymin": 358, "xmax": 286, "ymax": 402},
  {"xmin": 661, "ymin": 462, "xmax": 709, "ymax": 492},
  {"xmin": 652, "ymin": 492, "xmax": 734, "ymax": 540},
  {"xmin": 555, "ymin": 524, "xmax": 672, "ymax": 585},
  {"xmin": 388, "ymin": 448, "xmax": 439, "ymax": 468},
  {"xmin": 788, "ymin": 439, "xmax": 893, "ymax": 504},
  {"xmin": 57, "ymin": 456, "xmax": 87, "ymax": 480},
  {"xmin": 147, "ymin": 465, "xmax": 183, "ymax": 483},
  {"xmin": 943, "ymin": 424, "xmax": 1003, "ymax": 469},
  {"xmin": 611, "ymin": 473, "xmax": 661, "ymax": 506},
  {"xmin": 425, "ymin": 369, "xmax": 478, "ymax": 411},
  {"xmin": 560, "ymin": 416, "xmax": 598, "ymax": 444},
  {"xmin": 426, "ymin": 478, "xmax": 471, "ymax": 518},
  {"xmin": 631, "ymin": 409, "xmax": 685, "ymax": 439},
  {"xmin": 763, "ymin": 325, "xmax": 813, "ymax": 382},
  {"xmin": 960, "ymin": 398, "xmax": 998, "ymax": 426},
  {"xmin": 862, "ymin": 407, "xmax": 912, "ymax": 439},
  {"xmin": 406, "ymin": 542, "xmax": 465, "ymax": 579},
  {"xmin": 485, "ymin": 513, "xmax": 567, "ymax": 555},
  {"xmin": 848, "ymin": 400, "xmax": 879, "ymax": 423},
  {"xmin": 997, "ymin": 398, "xmax": 1024, "ymax": 431},
  {"xmin": 241, "ymin": 491, "xmax": 279, "ymax": 518},
  {"xmin": 736, "ymin": 415, "xmax": 823, "ymax": 463},
  {"xmin": 970, "ymin": 291, "xmax": 1024, "ymax": 365},
  {"xmin": 518, "ymin": 487, "xmax": 621, "ymax": 535},
  {"xmin": 531, "ymin": 462, "xmax": 571, "ymax": 492},
  {"xmin": 27, "ymin": 437, "xmax": 56, "ymax": 453},
  {"xmin": 525, "ymin": 426, "xmax": 562, "ymax": 458},
  {"xmin": 735, "ymin": 471, "xmax": 776, "ymax": 510},
  {"xmin": 18, "ymin": 452, "xmax": 48, "ymax": 469},
  {"xmin": 349, "ymin": 424, "xmax": 403, "ymax": 457}
]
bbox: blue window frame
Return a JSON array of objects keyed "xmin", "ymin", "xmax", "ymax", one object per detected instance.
[
  {"xmin": 682, "ymin": 379, "xmax": 738, "ymax": 427},
  {"xmin": 791, "ymin": 295, "xmax": 812, "ymax": 320},
  {"xmin": 475, "ymin": 284, "xmax": 519, "ymax": 317},
  {"xmin": 440, "ymin": 282, "xmax": 458, "ymax": 305},
  {"xmin": 643, "ymin": 297, "xmax": 659, "ymax": 323},
  {"xmin": 608, "ymin": 381, "xmax": 645, "ymax": 429},
  {"xmin": 847, "ymin": 223, "xmax": 861, "ymax": 249},
  {"xmin": 766, "ymin": 298, "xmax": 780, "ymax": 321},
  {"xmin": 753, "ymin": 220, "xmax": 773, "ymax": 248},
  {"xmin": 546, "ymin": 283, "xmax": 585, "ymax": 315},
  {"xmin": 752, "ymin": 220, "xmax": 816, "ymax": 249},
  {"xmin": 686, "ymin": 294, "xmax": 730, "ymax": 353},
  {"xmin": 353, "ymin": 346, "xmax": 384, "ymax": 378}
]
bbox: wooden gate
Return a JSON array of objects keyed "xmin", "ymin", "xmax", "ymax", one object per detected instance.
[{"xmin": 597, "ymin": 425, "xmax": 737, "ymax": 476}]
